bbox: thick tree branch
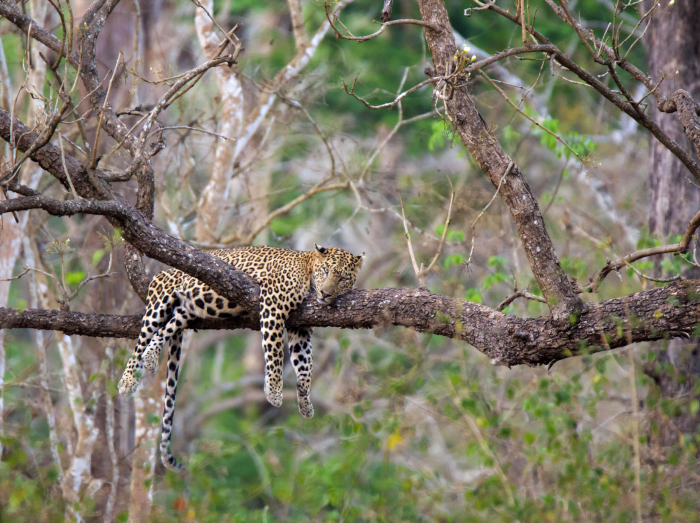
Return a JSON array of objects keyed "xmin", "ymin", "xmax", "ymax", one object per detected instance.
[
  {"xmin": 2, "ymin": 278, "xmax": 698, "ymax": 366},
  {"xmin": 0, "ymin": 108, "xmax": 259, "ymax": 310},
  {"xmin": 0, "ymin": 192, "xmax": 260, "ymax": 311},
  {"xmin": 0, "ymin": 108, "xmax": 108, "ymax": 199},
  {"xmin": 415, "ymin": 0, "xmax": 583, "ymax": 320}
]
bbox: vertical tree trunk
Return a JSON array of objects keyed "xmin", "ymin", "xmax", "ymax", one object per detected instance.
[
  {"xmin": 644, "ymin": 0, "xmax": 700, "ymax": 237},
  {"xmin": 643, "ymin": 0, "xmax": 700, "ymax": 442}
]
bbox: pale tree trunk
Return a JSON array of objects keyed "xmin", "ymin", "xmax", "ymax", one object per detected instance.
[
  {"xmin": 643, "ymin": 0, "xmax": 700, "ymax": 442},
  {"xmin": 22, "ymin": 233, "xmax": 64, "ymax": 476},
  {"xmin": 28, "ymin": 246, "xmax": 101, "ymax": 521},
  {"xmin": 22, "ymin": 4, "xmax": 104, "ymax": 518},
  {"xmin": 194, "ymin": 0, "xmax": 245, "ymax": 244},
  {"xmin": 127, "ymin": 369, "xmax": 165, "ymax": 523},
  {"xmin": 0, "ymin": 0, "xmax": 49, "ymax": 461},
  {"xmin": 128, "ymin": 329, "xmax": 192, "ymax": 522}
]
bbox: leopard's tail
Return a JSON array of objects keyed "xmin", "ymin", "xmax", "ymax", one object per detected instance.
[{"xmin": 160, "ymin": 330, "xmax": 185, "ymax": 472}]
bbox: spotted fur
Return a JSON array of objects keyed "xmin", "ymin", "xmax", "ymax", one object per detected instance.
[{"xmin": 118, "ymin": 245, "xmax": 363, "ymax": 471}]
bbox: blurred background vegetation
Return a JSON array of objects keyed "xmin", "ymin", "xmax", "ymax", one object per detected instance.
[{"xmin": 1, "ymin": 0, "xmax": 699, "ymax": 521}]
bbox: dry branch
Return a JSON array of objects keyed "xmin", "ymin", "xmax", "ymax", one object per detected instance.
[
  {"xmin": 481, "ymin": 0, "xmax": 700, "ymax": 183},
  {"xmin": 586, "ymin": 209, "xmax": 700, "ymax": 292},
  {"xmin": 2, "ymin": 277, "xmax": 699, "ymax": 367},
  {"xmin": 415, "ymin": 0, "xmax": 583, "ymax": 321}
]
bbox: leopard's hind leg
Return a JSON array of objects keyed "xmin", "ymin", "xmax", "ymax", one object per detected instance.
[
  {"xmin": 118, "ymin": 279, "xmax": 178, "ymax": 395},
  {"xmin": 288, "ymin": 327, "xmax": 314, "ymax": 419}
]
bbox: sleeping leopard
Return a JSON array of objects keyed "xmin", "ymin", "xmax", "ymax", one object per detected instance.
[{"xmin": 118, "ymin": 245, "xmax": 364, "ymax": 471}]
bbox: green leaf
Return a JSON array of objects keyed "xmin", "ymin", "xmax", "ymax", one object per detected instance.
[
  {"xmin": 428, "ymin": 120, "xmax": 448, "ymax": 151},
  {"xmin": 65, "ymin": 270, "xmax": 86, "ymax": 287},
  {"xmin": 487, "ymin": 256, "xmax": 508, "ymax": 272},
  {"xmin": 444, "ymin": 254, "xmax": 465, "ymax": 268},
  {"xmin": 465, "ymin": 288, "xmax": 482, "ymax": 303},
  {"xmin": 92, "ymin": 249, "xmax": 105, "ymax": 266}
]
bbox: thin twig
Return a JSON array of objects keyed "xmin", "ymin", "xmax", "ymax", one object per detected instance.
[
  {"xmin": 91, "ymin": 52, "xmax": 123, "ymax": 169},
  {"xmin": 325, "ymin": 2, "xmax": 438, "ymax": 43},
  {"xmin": 398, "ymin": 191, "xmax": 422, "ymax": 287},
  {"xmin": 497, "ymin": 289, "xmax": 547, "ymax": 311},
  {"xmin": 58, "ymin": 134, "xmax": 80, "ymax": 199},
  {"xmin": 466, "ymin": 162, "xmax": 514, "ymax": 266},
  {"xmin": 479, "ymin": 70, "xmax": 588, "ymax": 164},
  {"xmin": 585, "ymin": 209, "xmax": 700, "ymax": 292},
  {"xmin": 415, "ymin": 183, "xmax": 455, "ymax": 288}
]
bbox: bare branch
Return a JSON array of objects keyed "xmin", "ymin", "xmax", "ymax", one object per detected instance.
[
  {"xmin": 90, "ymin": 52, "xmax": 122, "ymax": 169},
  {"xmin": 466, "ymin": 162, "xmax": 514, "ymax": 267},
  {"xmin": 398, "ymin": 192, "xmax": 423, "ymax": 287},
  {"xmin": 586, "ymin": 209, "xmax": 700, "ymax": 293},
  {"xmin": 325, "ymin": 3, "xmax": 438, "ymax": 43},
  {"xmin": 497, "ymin": 290, "xmax": 547, "ymax": 311},
  {"xmin": 398, "ymin": 185, "xmax": 455, "ymax": 289},
  {"xmin": 416, "ymin": 0, "xmax": 583, "ymax": 321},
  {"xmin": 481, "ymin": 1, "xmax": 700, "ymax": 183},
  {"xmin": 478, "ymin": 71, "xmax": 589, "ymax": 164}
]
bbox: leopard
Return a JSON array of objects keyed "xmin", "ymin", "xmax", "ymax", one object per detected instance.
[{"xmin": 118, "ymin": 245, "xmax": 364, "ymax": 472}]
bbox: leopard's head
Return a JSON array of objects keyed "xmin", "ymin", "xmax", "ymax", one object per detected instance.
[{"xmin": 311, "ymin": 245, "xmax": 364, "ymax": 304}]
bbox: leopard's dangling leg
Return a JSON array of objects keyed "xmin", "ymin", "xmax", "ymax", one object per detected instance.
[
  {"xmin": 119, "ymin": 283, "xmax": 177, "ymax": 395},
  {"xmin": 142, "ymin": 291, "xmax": 194, "ymax": 374},
  {"xmin": 288, "ymin": 327, "xmax": 314, "ymax": 419},
  {"xmin": 259, "ymin": 282, "xmax": 290, "ymax": 408},
  {"xmin": 160, "ymin": 329, "xmax": 184, "ymax": 472}
]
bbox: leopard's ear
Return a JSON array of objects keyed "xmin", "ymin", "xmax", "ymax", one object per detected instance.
[
  {"xmin": 356, "ymin": 252, "xmax": 365, "ymax": 268},
  {"xmin": 315, "ymin": 244, "xmax": 328, "ymax": 257}
]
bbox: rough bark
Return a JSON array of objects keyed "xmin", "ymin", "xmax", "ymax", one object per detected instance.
[
  {"xmin": 643, "ymin": 0, "xmax": 700, "ymax": 237},
  {"xmin": 2, "ymin": 277, "xmax": 699, "ymax": 367},
  {"xmin": 417, "ymin": 0, "xmax": 583, "ymax": 321},
  {"xmin": 0, "ymin": 108, "xmax": 260, "ymax": 310},
  {"xmin": 642, "ymin": 0, "xmax": 700, "ymax": 446}
]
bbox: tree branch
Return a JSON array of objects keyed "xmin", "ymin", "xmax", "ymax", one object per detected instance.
[
  {"xmin": 482, "ymin": 0, "xmax": 700, "ymax": 184},
  {"xmin": 415, "ymin": 0, "xmax": 583, "ymax": 320},
  {"xmin": 2, "ymin": 278, "xmax": 698, "ymax": 367},
  {"xmin": 586, "ymin": 208, "xmax": 700, "ymax": 292}
]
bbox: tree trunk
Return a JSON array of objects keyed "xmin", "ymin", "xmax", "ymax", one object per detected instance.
[
  {"xmin": 644, "ymin": 0, "xmax": 700, "ymax": 238},
  {"xmin": 643, "ymin": 0, "xmax": 700, "ymax": 444}
]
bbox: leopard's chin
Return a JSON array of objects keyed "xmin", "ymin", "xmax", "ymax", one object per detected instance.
[{"xmin": 316, "ymin": 296, "xmax": 333, "ymax": 304}]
